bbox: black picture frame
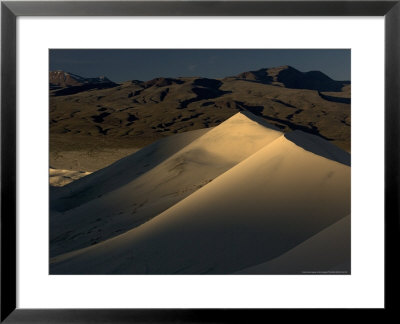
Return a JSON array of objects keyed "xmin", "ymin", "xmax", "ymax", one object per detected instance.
[{"xmin": 1, "ymin": 0, "xmax": 399, "ymax": 322}]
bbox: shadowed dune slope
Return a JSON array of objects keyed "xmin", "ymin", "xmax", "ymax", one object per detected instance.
[
  {"xmin": 284, "ymin": 131, "xmax": 350, "ymax": 166},
  {"xmin": 50, "ymin": 116, "xmax": 350, "ymax": 274},
  {"xmin": 50, "ymin": 112, "xmax": 283, "ymax": 257}
]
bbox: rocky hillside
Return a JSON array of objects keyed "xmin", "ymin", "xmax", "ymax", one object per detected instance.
[{"xmin": 49, "ymin": 65, "xmax": 351, "ymax": 152}]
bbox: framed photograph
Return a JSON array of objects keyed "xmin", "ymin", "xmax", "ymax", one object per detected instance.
[{"xmin": 1, "ymin": 0, "xmax": 398, "ymax": 321}]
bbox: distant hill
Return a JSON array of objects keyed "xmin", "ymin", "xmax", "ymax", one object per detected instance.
[
  {"xmin": 231, "ymin": 65, "xmax": 348, "ymax": 92},
  {"xmin": 49, "ymin": 67, "xmax": 351, "ymax": 154}
]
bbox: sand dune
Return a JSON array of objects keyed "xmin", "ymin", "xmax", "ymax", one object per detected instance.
[
  {"xmin": 50, "ymin": 112, "xmax": 283, "ymax": 257},
  {"xmin": 50, "ymin": 113, "xmax": 350, "ymax": 274}
]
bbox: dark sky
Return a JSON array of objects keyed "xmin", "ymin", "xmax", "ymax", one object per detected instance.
[{"xmin": 49, "ymin": 49, "xmax": 350, "ymax": 83}]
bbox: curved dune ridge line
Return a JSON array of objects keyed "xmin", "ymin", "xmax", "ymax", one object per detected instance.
[
  {"xmin": 50, "ymin": 113, "xmax": 350, "ymax": 274},
  {"xmin": 50, "ymin": 112, "xmax": 283, "ymax": 257}
]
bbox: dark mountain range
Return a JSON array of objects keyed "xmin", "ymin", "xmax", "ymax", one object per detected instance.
[
  {"xmin": 232, "ymin": 65, "xmax": 347, "ymax": 92},
  {"xmin": 49, "ymin": 66, "xmax": 351, "ymax": 158}
]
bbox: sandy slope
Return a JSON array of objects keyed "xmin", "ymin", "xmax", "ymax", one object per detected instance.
[
  {"xmin": 50, "ymin": 112, "xmax": 283, "ymax": 257},
  {"xmin": 50, "ymin": 116, "xmax": 350, "ymax": 274}
]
